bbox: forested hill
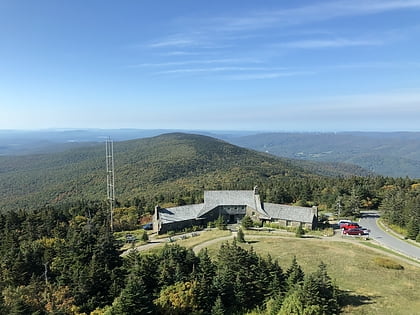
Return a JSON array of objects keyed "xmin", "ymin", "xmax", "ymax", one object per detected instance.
[
  {"xmin": 228, "ymin": 132, "xmax": 420, "ymax": 178},
  {"xmin": 0, "ymin": 132, "xmax": 369, "ymax": 212}
]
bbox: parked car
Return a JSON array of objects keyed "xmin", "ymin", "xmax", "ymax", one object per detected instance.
[
  {"xmin": 338, "ymin": 219, "xmax": 352, "ymax": 225},
  {"xmin": 143, "ymin": 223, "xmax": 153, "ymax": 230},
  {"xmin": 341, "ymin": 223, "xmax": 360, "ymax": 230},
  {"xmin": 338, "ymin": 220, "xmax": 353, "ymax": 229},
  {"xmin": 343, "ymin": 228, "xmax": 368, "ymax": 236}
]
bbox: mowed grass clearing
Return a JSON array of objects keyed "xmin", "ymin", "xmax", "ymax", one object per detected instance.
[{"xmin": 200, "ymin": 235, "xmax": 420, "ymax": 315}]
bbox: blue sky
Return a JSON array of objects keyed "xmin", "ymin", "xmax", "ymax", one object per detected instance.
[{"xmin": 1, "ymin": 0, "xmax": 420, "ymax": 131}]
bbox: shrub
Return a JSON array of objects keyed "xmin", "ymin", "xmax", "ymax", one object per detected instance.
[
  {"xmin": 373, "ymin": 257, "xmax": 404, "ymax": 270},
  {"xmin": 236, "ymin": 228, "xmax": 245, "ymax": 243},
  {"xmin": 215, "ymin": 215, "xmax": 227, "ymax": 230},
  {"xmin": 295, "ymin": 224, "xmax": 305, "ymax": 238},
  {"xmin": 141, "ymin": 231, "xmax": 149, "ymax": 242},
  {"xmin": 241, "ymin": 215, "xmax": 253, "ymax": 229}
]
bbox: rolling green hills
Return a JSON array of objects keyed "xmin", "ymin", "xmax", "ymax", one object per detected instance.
[
  {"xmin": 229, "ymin": 132, "xmax": 420, "ymax": 178},
  {"xmin": 0, "ymin": 133, "xmax": 370, "ymax": 212}
]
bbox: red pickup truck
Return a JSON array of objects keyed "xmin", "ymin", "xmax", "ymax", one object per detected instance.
[{"xmin": 340, "ymin": 222, "xmax": 360, "ymax": 230}]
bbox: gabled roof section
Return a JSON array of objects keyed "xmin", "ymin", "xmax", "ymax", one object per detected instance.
[
  {"xmin": 196, "ymin": 190, "xmax": 270, "ymax": 218},
  {"xmin": 205, "ymin": 190, "xmax": 256, "ymax": 207},
  {"xmin": 159, "ymin": 203, "xmax": 204, "ymax": 224},
  {"xmin": 263, "ymin": 203, "xmax": 316, "ymax": 224}
]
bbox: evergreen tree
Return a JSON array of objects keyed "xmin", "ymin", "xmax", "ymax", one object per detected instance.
[
  {"xmin": 406, "ymin": 218, "xmax": 419, "ymax": 240},
  {"xmin": 236, "ymin": 228, "xmax": 246, "ymax": 243},
  {"xmin": 295, "ymin": 223, "xmax": 305, "ymax": 238},
  {"xmin": 285, "ymin": 256, "xmax": 305, "ymax": 291},
  {"xmin": 211, "ymin": 296, "xmax": 225, "ymax": 315},
  {"xmin": 141, "ymin": 230, "xmax": 149, "ymax": 242},
  {"xmin": 241, "ymin": 216, "xmax": 253, "ymax": 229},
  {"xmin": 215, "ymin": 215, "xmax": 227, "ymax": 230},
  {"xmin": 110, "ymin": 274, "xmax": 153, "ymax": 315},
  {"xmin": 301, "ymin": 262, "xmax": 339, "ymax": 315},
  {"xmin": 195, "ymin": 249, "xmax": 216, "ymax": 312}
]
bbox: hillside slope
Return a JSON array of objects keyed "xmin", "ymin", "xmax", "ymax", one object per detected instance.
[
  {"xmin": 0, "ymin": 133, "xmax": 369, "ymax": 212},
  {"xmin": 229, "ymin": 132, "xmax": 420, "ymax": 178}
]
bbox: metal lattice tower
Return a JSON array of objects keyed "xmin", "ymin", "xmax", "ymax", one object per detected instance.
[{"xmin": 106, "ymin": 137, "xmax": 115, "ymax": 231}]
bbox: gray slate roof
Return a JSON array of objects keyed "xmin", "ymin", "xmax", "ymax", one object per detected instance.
[
  {"xmin": 160, "ymin": 203, "xmax": 204, "ymax": 224},
  {"xmin": 263, "ymin": 203, "xmax": 315, "ymax": 223},
  {"xmin": 158, "ymin": 190, "xmax": 315, "ymax": 225},
  {"xmin": 198, "ymin": 190, "xmax": 263, "ymax": 217}
]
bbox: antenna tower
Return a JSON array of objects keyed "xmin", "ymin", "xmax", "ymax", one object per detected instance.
[{"xmin": 106, "ymin": 137, "xmax": 115, "ymax": 231}]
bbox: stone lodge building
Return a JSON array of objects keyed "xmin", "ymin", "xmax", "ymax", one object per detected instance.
[{"xmin": 153, "ymin": 187, "xmax": 318, "ymax": 234}]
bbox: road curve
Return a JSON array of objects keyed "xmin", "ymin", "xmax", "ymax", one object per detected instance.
[{"xmin": 359, "ymin": 211, "xmax": 420, "ymax": 260}]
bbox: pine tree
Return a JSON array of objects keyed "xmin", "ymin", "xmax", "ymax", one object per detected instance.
[
  {"xmin": 195, "ymin": 249, "xmax": 216, "ymax": 312},
  {"xmin": 302, "ymin": 262, "xmax": 340, "ymax": 315},
  {"xmin": 406, "ymin": 218, "xmax": 419, "ymax": 240},
  {"xmin": 236, "ymin": 228, "xmax": 246, "ymax": 243},
  {"xmin": 241, "ymin": 216, "xmax": 253, "ymax": 229},
  {"xmin": 295, "ymin": 223, "xmax": 305, "ymax": 238},
  {"xmin": 141, "ymin": 230, "xmax": 149, "ymax": 242},
  {"xmin": 211, "ymin": 296, "xmax": 225, "ymax": 315},
  {"xmin": 215, "ymin": 215, "xmax": 227, "ymax": 230},
  {"xmin": 285, "ymin": 256, "xmax": 305, "ymax": 291},
  {"xmin": 110, "ymin": 274, "xmax": 153, "ymax": 314}
]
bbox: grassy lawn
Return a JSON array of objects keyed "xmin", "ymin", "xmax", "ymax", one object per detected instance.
[
  {"xmin": 120, "ymin": 228, "xmax": 232, "ymax": 253},
  {"xmin": 198, "ymin": 235, "xmax": 420, "ymax": 315},
  {"xmin": 175, "ymin": 229, "xmax": 232, "ymax": 248},
  {"xmin": 114, "ymin": 228, "xmax": 149, "ymax": 251}
]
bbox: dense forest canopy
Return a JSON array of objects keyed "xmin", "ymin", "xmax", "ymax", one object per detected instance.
[
  {"xmin": 1, "ymin": 133, "xmax": 419, "ymax": 239},
  {"xmin": 0, "ymin": 203, "xmax": 342, "ymax": 314},
  {"xmin": 1, "ymin": 133, "xmax": 420, "ymax": 314}
]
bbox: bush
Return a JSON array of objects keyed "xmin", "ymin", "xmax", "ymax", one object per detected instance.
[
  {"xmin": 215, "ymin": 215, "xmax": 227, "ymax": 230},
  {"xmin": 295, "ymin": 224, "xmax": 305, "ymax": 238},
  {"xmin": 141, "ymin": 231, "xmax": 149, "ymax": 242},
  {"xmin": 236, "ymin": 228, "xmax": 245, "ymax": 243},
  {"xmin": 241, "ymin": 215, "xmax": 253, "ymax": 229},
  {"xmin": 373, "ymin": 257, "xmax": 404, "ymax": 270}
]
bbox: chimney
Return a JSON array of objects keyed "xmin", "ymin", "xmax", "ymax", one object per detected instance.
[{"xmin": 311, "ymin": 206, "xmax": 318, "ymax": 218}]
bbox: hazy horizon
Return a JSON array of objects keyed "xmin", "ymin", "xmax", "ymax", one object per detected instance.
[{"xmin": 1, "ymin": 1, "xmax": 420, "ymax": 131}]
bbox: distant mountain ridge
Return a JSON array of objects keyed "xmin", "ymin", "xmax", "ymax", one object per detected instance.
[
  {"xmin": 0, "ymin": 133, "xmax": 369, "ymax": 212},
  {"xmin": 1, "ymin": 129, "xmax": 418, "ymax": 177},
  {"xmin": 229, "ymin": 132, "xmax": 420, "ymax": 178}
]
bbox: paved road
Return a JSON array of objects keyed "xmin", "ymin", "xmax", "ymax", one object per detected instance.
[{"xmin": 359, "ymin": 211, "xmax": 420, "ymax": 260}]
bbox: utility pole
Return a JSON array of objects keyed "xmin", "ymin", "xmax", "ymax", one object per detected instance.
[{"xmin": 106, "ymin": 137, "xmax": 115, "ymax": 232}]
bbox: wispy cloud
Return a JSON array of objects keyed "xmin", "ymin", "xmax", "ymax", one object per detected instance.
[
  {"xmin": 223, "ymin": 71, "xmax": 314, "ymax": 80},
  {"xmin": 215, "ymin": 0, "xmax": 420, "ymax": 32},
  {"xmin": 129, "ymin": 58, "xmax": 262, "ymax": 68},
  {"xmin": 155, "ymin": 66, "xmax": 280, "ymax": 75},
  {"xmin": 279, "ymin": 38, "xmax": 382, "ymax": 49},
  {"xmin": 148, "ymin": 38, "xmax": 195, "ymax": 48}
]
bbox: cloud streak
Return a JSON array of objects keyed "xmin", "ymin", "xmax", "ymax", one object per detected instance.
[
  {"xmin": 278, "ymin": 38, "xmax": 382, "ymax": 49},
  {"xmin": 214, "ymin": 0, "xmax": 420, "ymax": 32}
]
